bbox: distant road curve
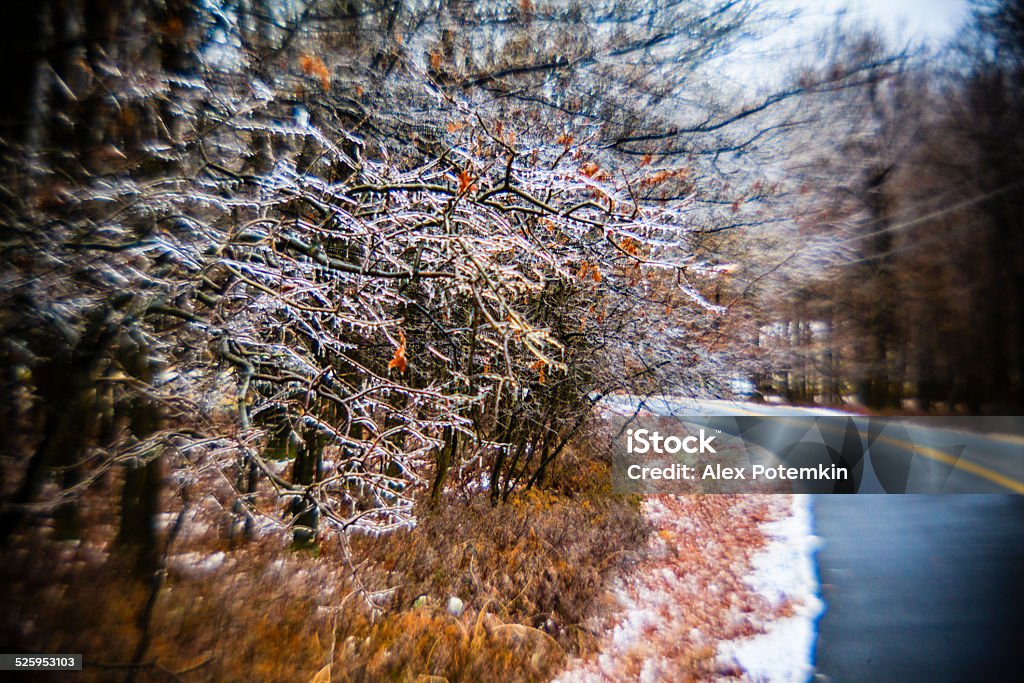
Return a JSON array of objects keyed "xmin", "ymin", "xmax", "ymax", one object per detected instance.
[{"xmin": 605, "ymin": 396, "xmax": 1024, "ymax": 494}]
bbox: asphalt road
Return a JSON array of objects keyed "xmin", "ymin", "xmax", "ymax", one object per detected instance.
[
  {"xmin": 813, "ymin": 495, "xmax": 1024, "ymax": 682},
  {"xmin": 607, "ymin": 396, "xmax": 1024, "ymax": 494},
  {"xmin": 607, "ymin": 396, "xmax": 1024, "ymax": 681}
]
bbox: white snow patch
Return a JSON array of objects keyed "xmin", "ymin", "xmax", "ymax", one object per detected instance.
[
  {"xmin": 553, "ymin": 497, "xmax": 704, "ymax": 683},
  {"xmin": 717, "ymin": 495, "xmax": 823, "ymax": 683}
]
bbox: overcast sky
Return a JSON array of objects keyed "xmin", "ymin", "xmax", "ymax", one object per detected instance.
[
  {"xmin": 721, "ymin": 0, "xmax": 972, "ymax": 87},
  {"xmin": 794, "ymin": 0, "xmax": 970, "ymax": 44}
]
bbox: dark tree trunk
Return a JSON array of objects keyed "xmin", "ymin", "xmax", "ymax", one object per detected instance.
[
  {"xmin": 115, "ymin": 332, "xmax": 165, "ymax": 575},
  {"xmin": 0, "ymin": 0, "xmax": 48, "ymax": 144},
  {"xmin": 290, "ymin": 426, "xmax": 324, "ymax": 549}
]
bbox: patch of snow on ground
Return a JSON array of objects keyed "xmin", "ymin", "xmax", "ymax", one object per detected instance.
[
  {"xmin": 555, "ymin": 495, "xmax": 783, "ymax": 682},
  {"xmin": 553, "ymin": 499, "xmax": 680, "ymax": 683},
  {"xmin": 717, "ymin": 494, "xmax": 823, "ymax": 683}
]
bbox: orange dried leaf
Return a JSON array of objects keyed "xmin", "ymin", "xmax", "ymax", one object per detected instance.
[
  {"xmin": 300, "ymin": 54, "xmax": 331, "ymax": 91},
  {"xmin": 530, "ymin": 359, "xmax": 546, "ymax": 384},
  {"xmin": 639, "ymin": 169, "xmax": 672, "ymax": 189},
  {"xmin": 580, "ymin": 162, "xmax": 600, "ymax": 177},
  {"xmin": 457, "ymin": 170, "xmax": 477, "ymax": 194},
  {"xmin": 388, "ymin": 347, "xmax": 407, "ymax": 373},
  {"xmin": 388, "ymin": 331, "xmax": 408, "ymax": 373}
]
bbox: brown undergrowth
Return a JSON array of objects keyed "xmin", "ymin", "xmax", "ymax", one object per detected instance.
[
  {"xmin": 554, "ymin": 494, "xmax": 788, "ymax": 682},
  {"xmin": 0, "ymin": 436, "xmax": 647, "ymax": 683}
]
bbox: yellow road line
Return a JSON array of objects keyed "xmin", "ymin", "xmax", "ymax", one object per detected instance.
[
  {"xmin": 875, "ymin": 434, "xmax": 1024, "ymax": 494},
  {"xmin": 694, "ymin": 404, "xmax": 1024, "ymax": 494}
]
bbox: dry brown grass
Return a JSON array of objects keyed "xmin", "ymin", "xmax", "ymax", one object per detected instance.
[{"xmin": 0, "ymin": 439, "xmax": 646, "ymax": 683}]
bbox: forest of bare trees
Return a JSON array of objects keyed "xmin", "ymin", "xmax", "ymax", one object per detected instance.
[
  {"xmin": 1, "ymin": 0, "xmax": 1021, "ymax": 680},
  {"xmin": 731, "ymin": 1, "xmax": 1024, "ymax": 413}
]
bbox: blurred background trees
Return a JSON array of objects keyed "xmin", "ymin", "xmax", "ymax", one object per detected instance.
[{"xmin": 729, "ymin": 0, "xmax": 1024, "ymax": 414}]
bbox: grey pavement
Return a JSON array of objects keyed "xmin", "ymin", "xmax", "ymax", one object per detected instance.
[{"xmin": 814, "ymin": 495, "xmax": 1024, "ymax": 682}]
